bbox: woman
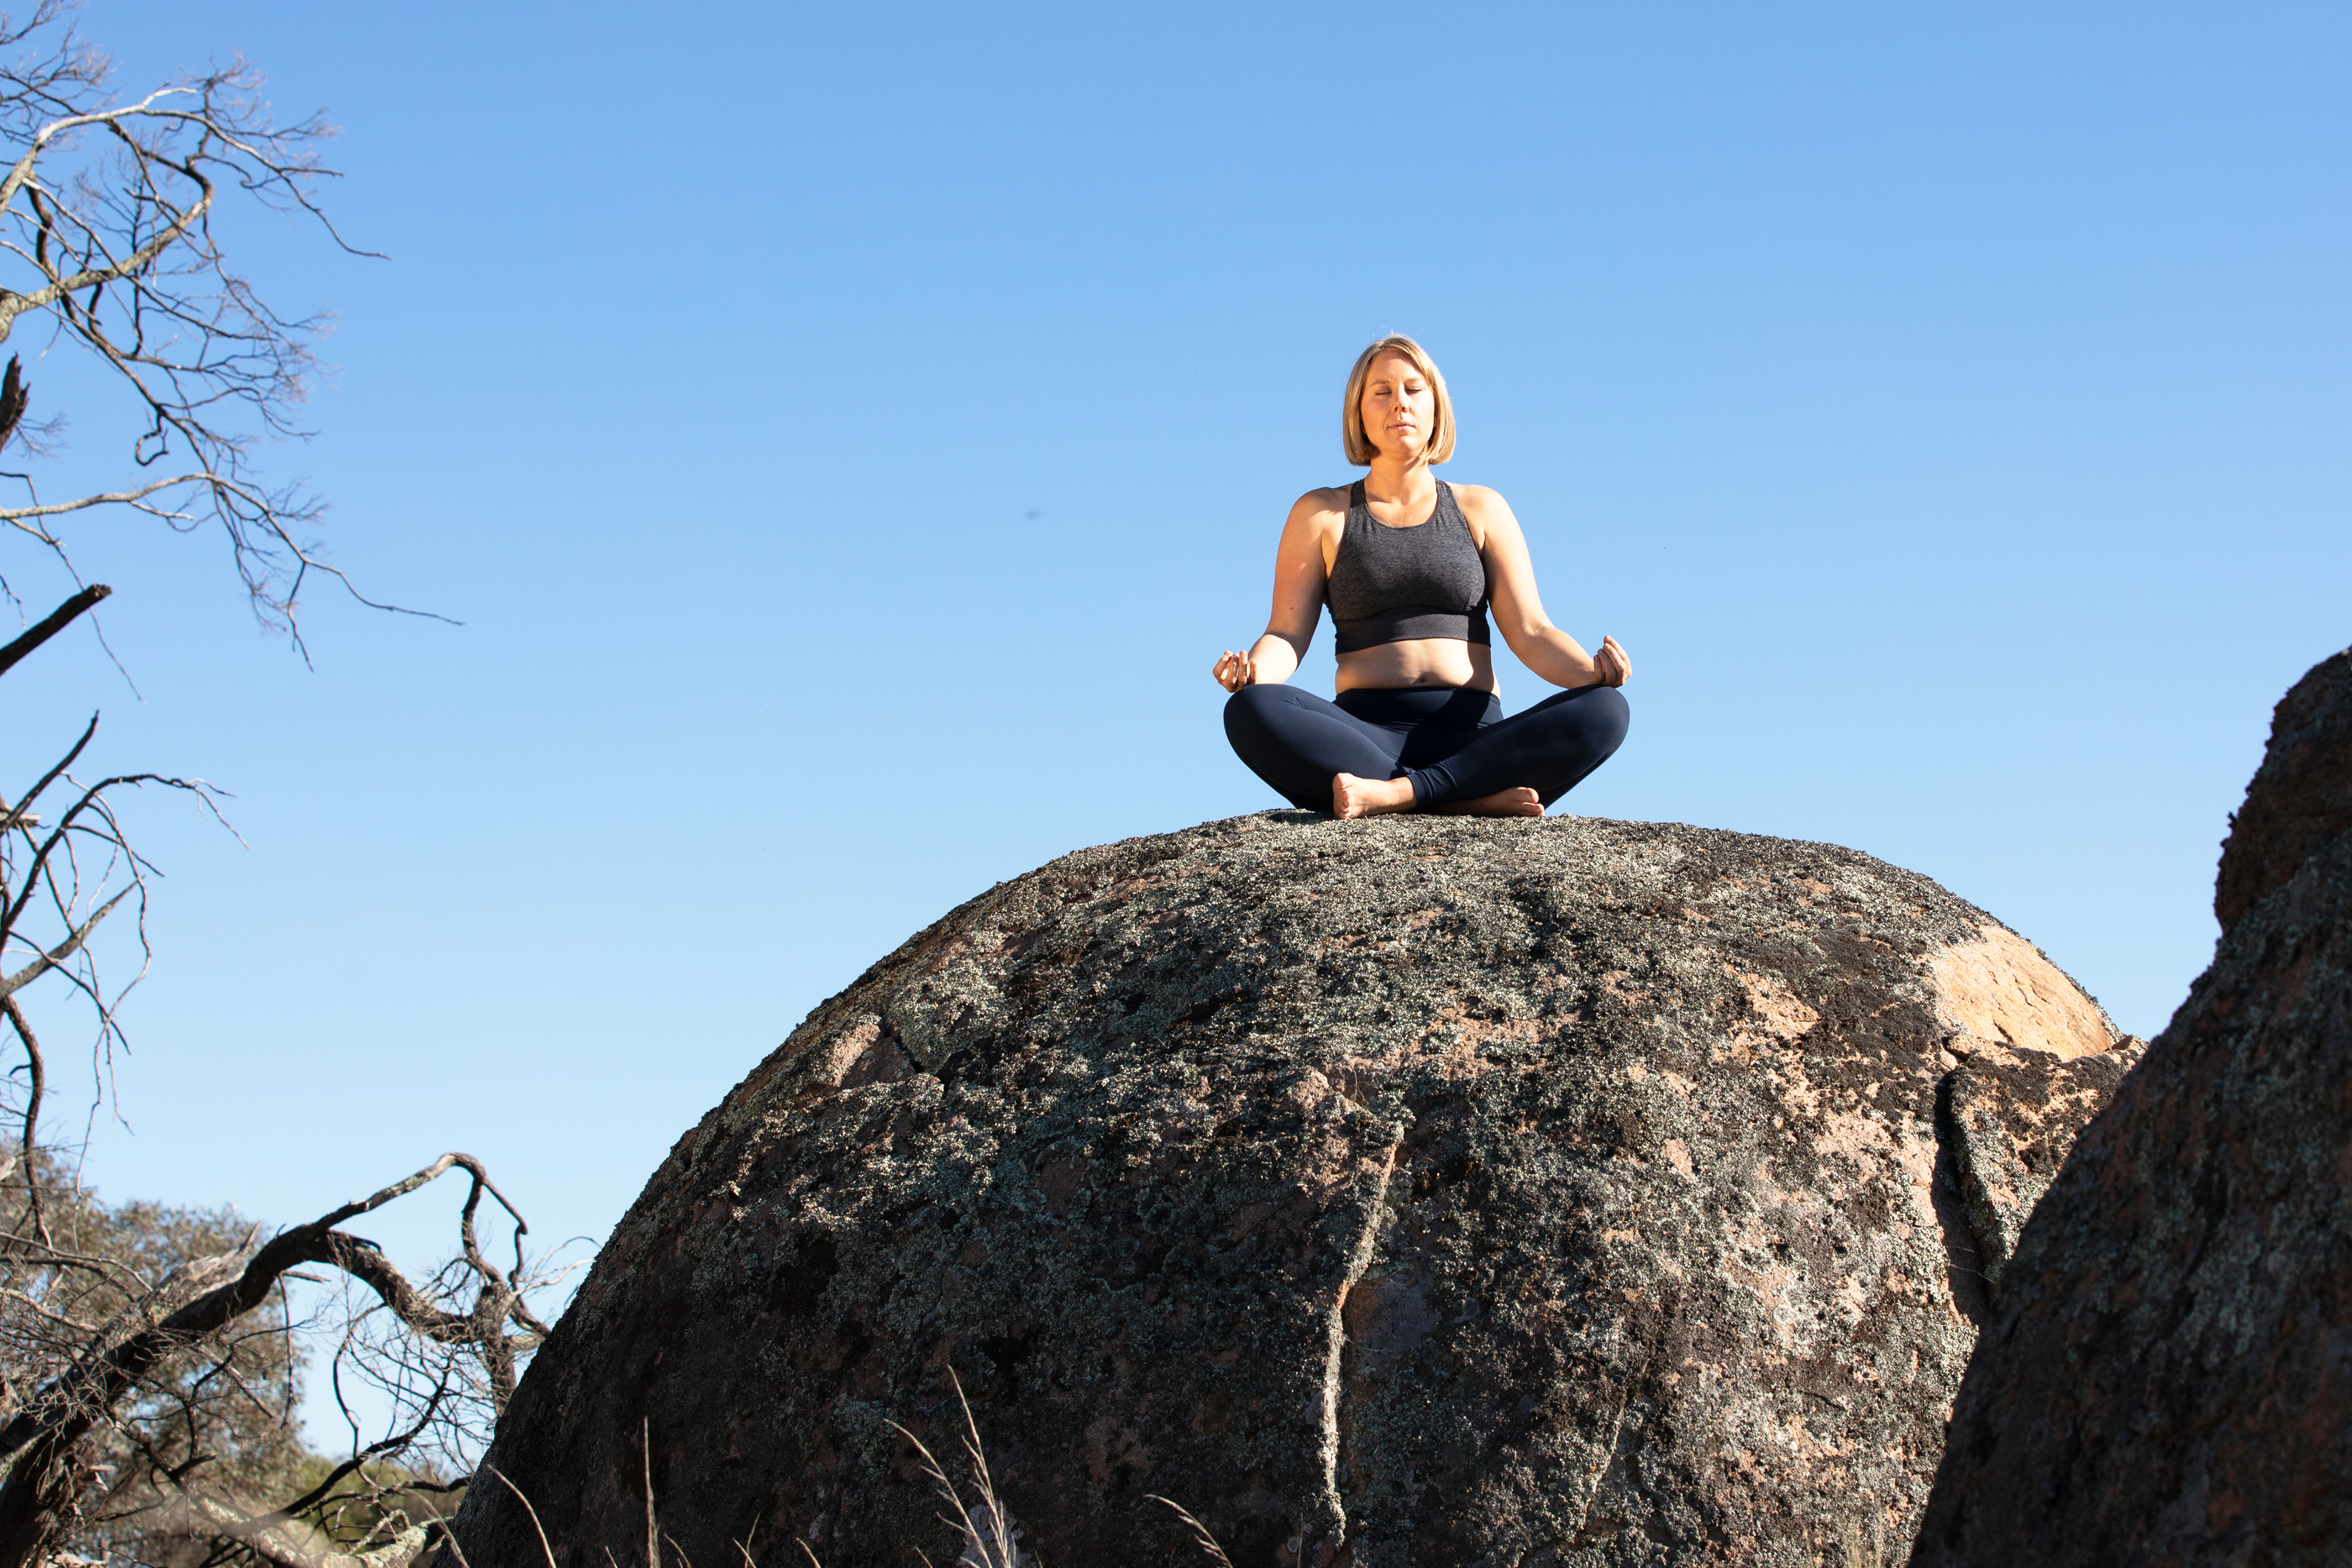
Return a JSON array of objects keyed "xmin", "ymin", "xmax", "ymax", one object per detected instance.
[{"xmin": 1215, "ymin": 335, "xmax": 1630, "ymax": 818}]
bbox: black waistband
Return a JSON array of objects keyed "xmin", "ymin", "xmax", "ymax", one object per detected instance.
[{"xmin": 1332, "ymin": 685, "xmax": 1501, "ymax": 726}]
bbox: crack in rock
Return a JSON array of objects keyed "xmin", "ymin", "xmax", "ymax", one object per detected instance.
[{"xmin": 1313, "ymin": 1128, "xmax": 1403, "ymax": 1559}]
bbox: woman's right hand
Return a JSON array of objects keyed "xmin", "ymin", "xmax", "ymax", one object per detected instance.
[
  {"xmin": 1212, "ymin": 650, "xmax": 1257, "ymax": 691},
  {"xmin": 1593, "ymin": 634, "xmax": 1631, "ymax": 688}
]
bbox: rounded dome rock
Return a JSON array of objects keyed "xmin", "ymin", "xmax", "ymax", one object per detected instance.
[{"xmin": 454, "ymin": 811, "xmax": 2129, "ymax": 1568}]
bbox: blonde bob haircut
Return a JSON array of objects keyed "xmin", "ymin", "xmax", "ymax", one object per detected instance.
[{"xmin": 1341, "ymin": 334, "xmax": 1457, "ymax": 466}]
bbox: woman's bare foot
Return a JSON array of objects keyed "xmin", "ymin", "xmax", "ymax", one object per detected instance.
[
  {"xmin": 1425, "ymin": 786, "xmax": 1543, "ymax": 817},
  {"xmin": 1331, "ymin": 773, "xmax": 1417, "ymax": 818}
]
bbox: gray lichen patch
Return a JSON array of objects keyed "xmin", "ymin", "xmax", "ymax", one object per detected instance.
[{"xmin": 454, "ymin": 812, "xmax": 2134, "ymax": 1568}]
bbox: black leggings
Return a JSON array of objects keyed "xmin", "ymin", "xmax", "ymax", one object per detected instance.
[{"xmin": 1224, "ymin": 682, "xmax": 1630, "ymax": 812}]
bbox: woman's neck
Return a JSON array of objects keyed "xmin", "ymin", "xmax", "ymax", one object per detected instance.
[{"xmin": 1362, "ymin": 454, "xmax": 1436, "ymax": 506}]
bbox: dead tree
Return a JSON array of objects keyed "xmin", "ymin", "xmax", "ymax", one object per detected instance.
[
  {"xmin": 0, "ymin": 583, "xmax": 558, "ymax": 1566},
  {"xmin": 0, "ymin": 1148, "xmax": 551, "ymax": 1568},
  {"xmin": 0, "ymin": 8, "xmax": 533, "ymax": 1565}
]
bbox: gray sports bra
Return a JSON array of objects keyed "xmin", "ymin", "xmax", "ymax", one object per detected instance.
[{"xmin": 1324, "ymin": 480, "xmax": 1493, "ymax": 655}]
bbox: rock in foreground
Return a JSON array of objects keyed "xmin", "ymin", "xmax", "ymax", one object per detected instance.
[
  {"xmin": 1914, "ymin": 648, "xmax": 2352, "ymax": 1566},
  {"xmin": 2213, "ymin": 647, "xmax": 2352, "ymax": 929},
  {"xmin": 458, "ymin": 813, "xmax": 2127, "ymax": 1567}
]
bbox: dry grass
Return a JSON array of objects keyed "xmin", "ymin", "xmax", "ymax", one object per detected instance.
[
  {"xmin": 885, "ymin": 1368, "xmax": 1029, "ymax": 1568},
  {"xmin": 1146, "ymin": 1495, "xmax": 1236, "ymax": 1568},
  {"xmin": 466, "ymin": 1368, "xmax": 1233, "ymax": 1568}
]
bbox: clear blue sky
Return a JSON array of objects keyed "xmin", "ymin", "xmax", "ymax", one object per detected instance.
[{"xmin": 8, "ymin": 1, "xmax": 2347, "ymax": 1421}]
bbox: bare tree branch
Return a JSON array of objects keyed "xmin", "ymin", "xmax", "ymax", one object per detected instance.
[
  {"xmin": 0, "ymin": 475, "xmax": 209, "ymax": 522},
  {"xmin": 2, "ymin": 997, "xmax": 47, "ymax": 1248},
  {"xmin": 0, "ymin": 881, "xmax": 126, "ymax": 999},
  {"xmin": 144, "ymin": 1455, "xmax": 428, "ymax": 1568},
  {"xmin": 0, "ymin": 581, "xmax": 105, "ymax": 679}
]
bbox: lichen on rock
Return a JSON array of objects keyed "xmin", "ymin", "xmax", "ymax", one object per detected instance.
[
  {"xmin": 453, "ymin": 812, "xmax": 2134, "ymax": 1568},
  {"xmin": 1940, "ymin": 1037, "xmax": 2146, "ymax": 1296}
]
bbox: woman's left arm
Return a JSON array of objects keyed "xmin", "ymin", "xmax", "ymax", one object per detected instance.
[{"xmin": 1460, "ymin": 486, "xmax": 1630, "ymax": 690}]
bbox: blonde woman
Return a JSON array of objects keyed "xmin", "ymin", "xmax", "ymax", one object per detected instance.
[{"xmin": 1215, "ymin": 335, "xmax": 1630, "ymax": 818}]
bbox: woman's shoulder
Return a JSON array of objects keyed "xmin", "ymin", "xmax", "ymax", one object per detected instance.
[
  {"xmin": 1442, "ymin": 482, "xmax": 1523, "ymax": 549},
  {"xmin": 1446, "ymin": 482, "xmax": 1520, "ymax": 524},
  {"xmin": 1285, "ymin": 484, "xmax": 1355, "ymax": 526}
]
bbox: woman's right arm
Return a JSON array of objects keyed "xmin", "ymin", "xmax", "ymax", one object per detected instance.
[{"xmin": 1213, "ymin": 491, "xmax": 1335, "ymax": 691}]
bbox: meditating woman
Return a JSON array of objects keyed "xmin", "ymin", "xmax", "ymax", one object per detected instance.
[{"xmin": 1215, "ymin": 335, "xmax": 1631, "ymax": 819}]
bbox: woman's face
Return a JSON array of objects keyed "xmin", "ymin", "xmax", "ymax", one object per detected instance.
[{"xmin": 1360, "ymin": 354, "xmax": 1436, "ymax": 461}]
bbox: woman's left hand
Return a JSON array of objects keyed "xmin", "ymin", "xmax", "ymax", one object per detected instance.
[{"xmin": 1593, "ymin": 635, "xmax": 1630, "ymax": 687}]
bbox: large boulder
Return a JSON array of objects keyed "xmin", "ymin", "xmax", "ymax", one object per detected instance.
[
  {"xmin": 1914, "ymin": 645, "xmax": 2352, "ymax": 1565},
  {"xmin": 456, "ymin": 814, "xmax": 2129, "ymax": 1568}
]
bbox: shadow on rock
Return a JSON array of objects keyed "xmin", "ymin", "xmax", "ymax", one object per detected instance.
[{"xmin": 1914, "ymin": 645, "xmax": 2352, "ymax": 1566}]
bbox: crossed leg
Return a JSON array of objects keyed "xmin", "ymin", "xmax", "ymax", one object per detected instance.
[
  {"xmin": 1226, "ymin": 684, "xmax": 1582, "ymax": 819},
  {"xmin": 1331, "ymin": 775, "xmax": 1539, "ymax": 819},
  {"xmin": 1404, "ymin": 684, "xmax": 1631, "ymax": 810}
]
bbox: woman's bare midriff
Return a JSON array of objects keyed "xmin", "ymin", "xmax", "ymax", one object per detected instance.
[{"xmin": 1334, "ymin": 637, "xmax": 1495, "ymax": 695}]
